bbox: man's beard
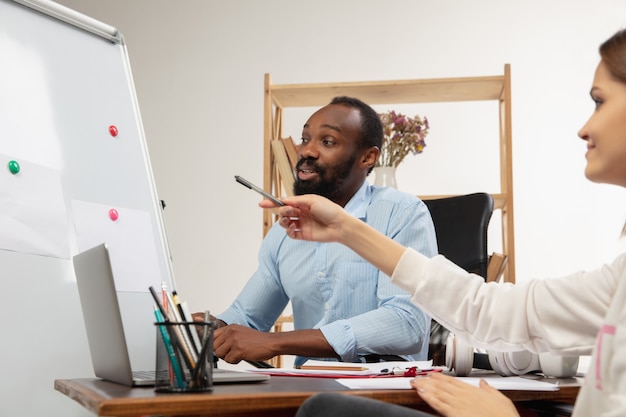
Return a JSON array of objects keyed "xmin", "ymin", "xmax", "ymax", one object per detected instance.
[{"xmin": 293, "ymin": 154, "xmax": 357, "ymax": 199}]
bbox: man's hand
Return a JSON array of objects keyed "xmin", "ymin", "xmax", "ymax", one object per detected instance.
[
  {"xmin": 191, "ymin": 312, "xmax": 224, "ymax": 325},
  {"xmin": 410, "ymin": 373, "xmax": 520, "ymax": 417},
  {"xmin": 213, "ymin": 325, "xmax": 337, "ymax": 364},
  {"xmin": 191, "ymin": 312, "xmax": 226, "ymax": 340},
  {"xmin": 214, "ymin": 324, "xmax": 278, "ymax": 364}
]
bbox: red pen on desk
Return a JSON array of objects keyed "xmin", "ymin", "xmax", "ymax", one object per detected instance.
[{"xmin": 377, "ymin": 367, "xmax": 443, "ymax": 378}]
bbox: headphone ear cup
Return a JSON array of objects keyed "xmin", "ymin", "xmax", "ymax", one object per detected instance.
[
  {"xmin": 445, "ymin": 333, "xmax": 473, "ymax": 377},
  {"xmin": 504, "ymin": 351, "xmax": 541, "ymax": 375},
  {"xmin": 489, "ymin": 351, "xmax": 514, "ymax": 376},
  {"xmin": 488, "ymin": 350, "xmax": 540, "ymax": 376},
  {"xmin": 455, "ymin": 338, "xmax": 474, "ymax": 377},
  {"xmin": 445, "ymin": 332, "xmax": 456, "ymax": 372}
]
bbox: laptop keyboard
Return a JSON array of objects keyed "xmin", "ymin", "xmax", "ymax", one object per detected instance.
[{"xmin": 132, "ymin": 370, "xmax": 157, "ymax": 380}]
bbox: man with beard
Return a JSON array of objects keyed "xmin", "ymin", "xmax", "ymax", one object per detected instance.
[{"xmin": 207, "ymin": 96, "xmax": 437, "ymax": 367}]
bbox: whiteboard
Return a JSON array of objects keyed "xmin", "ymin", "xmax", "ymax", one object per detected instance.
[{"xmin": 0, "ymin": 1, "xmax": 175, "ymax": 415}]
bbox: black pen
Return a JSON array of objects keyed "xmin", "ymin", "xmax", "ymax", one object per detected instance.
[
  {"xmin": 190, "ymin": 320, "xmax": 213, "ymax": 387},
  {"xmin": 245, "ymin": 360, "xmax": 275, "ymax": 369},
  {"xmin": 149, "ymin": 286, "xmax": 170, "ymax": 321},
  {"xmin": 235, "ymin": 175, "xmax": 285, "ymax": 206}
]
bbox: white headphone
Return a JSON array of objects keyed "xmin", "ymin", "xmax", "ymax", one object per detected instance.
[{"xmin": 445, "ymin": 333, "xmax": 541, "ymax": 377}]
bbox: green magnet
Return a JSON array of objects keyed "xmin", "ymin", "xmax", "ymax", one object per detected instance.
[{"xmin": 8, "ymin": 160, "xmax": 20, "ymax": 174}]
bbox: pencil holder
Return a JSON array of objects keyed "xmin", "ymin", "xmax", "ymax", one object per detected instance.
[{"xmin": 154, "ymin": 321, "xmax": 214, "ymax": 393}]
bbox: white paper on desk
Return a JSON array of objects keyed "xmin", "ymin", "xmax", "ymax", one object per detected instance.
[
  {"xmin": 337, "ymin": 376, "xmax": 559, "ymax": 391},
  {"xmin": 456, "ymin": 377, "xmax": 559, "ymax": 391},
  {"xmin": 253, "ymin": 360, "xmax": 434, "ymax": 377},
  {"xmin": 337, "ymin": 377, "xmax": 415, "ymax": 389},
  {"xmin": 254, "ymin": 368, "xmax": 377, "ymax": 377}
]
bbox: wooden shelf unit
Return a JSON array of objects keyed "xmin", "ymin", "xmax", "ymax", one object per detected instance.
[{"xmin": 263, "ymin": 65, "xmax": 515, "ymax": 283}]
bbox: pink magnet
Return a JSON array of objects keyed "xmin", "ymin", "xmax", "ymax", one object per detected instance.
[
  {"xmin": 109, "ymin": 125, "xmax": 119, "ymax": 137},
  {"xmin": 109, "ymin": 208, "xmax": 119, "ymax": 221}
]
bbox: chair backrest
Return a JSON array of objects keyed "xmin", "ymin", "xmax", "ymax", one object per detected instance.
[
  {"xmin": 422, "ymin": 193, "xmax": 494, "ymax": 365},
  {"xmin": 423, "ymin": 193, "xmax": 494, "ymax": 279}
]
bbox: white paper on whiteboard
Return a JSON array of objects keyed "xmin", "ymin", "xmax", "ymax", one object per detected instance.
[
  {"xmin": 71, "ymin": 200, "xmax": 162, "ymax": 292},
  {"xmin": 0, "ymin": 156, "xmax": 70, "ymax": 259}
]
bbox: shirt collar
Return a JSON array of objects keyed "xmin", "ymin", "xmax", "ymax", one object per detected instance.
[{"xmin": 343, "ymin": 180, "xmax": 371, "ymax": 220}]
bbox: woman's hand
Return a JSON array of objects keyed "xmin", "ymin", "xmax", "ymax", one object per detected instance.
[
  {"xmin": 259, "ymin": 194, "xmax": 347, "ymax": 243},
  {"xmin": 410, "ymin": 373, "xmax": 520, "ymax": 417},
  {"xmin": 260, "ymin": 194, "xmax": 406, "ymax": 277}
]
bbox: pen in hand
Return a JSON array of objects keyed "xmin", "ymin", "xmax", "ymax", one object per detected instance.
[{"xmin": 235, "ymin": 175, "xmax": 285, "ymax": 206}]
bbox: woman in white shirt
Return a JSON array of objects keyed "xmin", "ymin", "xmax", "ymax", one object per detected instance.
[{"xmin": 261, "ymin": 28, "xmax": 626, "ymax": 417}]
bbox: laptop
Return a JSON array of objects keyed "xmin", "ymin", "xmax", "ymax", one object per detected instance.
[{"xmin": 73, "ymin": 243, "xmax": 269, "ymax": 386}]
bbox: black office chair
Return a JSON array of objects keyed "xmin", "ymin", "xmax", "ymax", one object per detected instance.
[
  {"xmin": 423, "ymin": 193, "xmax": 494, "ymax": 278},
  {"xmin": 422, "ymin": 193, "xmax": 494, "ymax": 365}
]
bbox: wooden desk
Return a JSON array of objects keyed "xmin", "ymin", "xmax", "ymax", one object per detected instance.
[{"xmin": 55, "ymin": 373, "xmax": 581, "ymax": 417}]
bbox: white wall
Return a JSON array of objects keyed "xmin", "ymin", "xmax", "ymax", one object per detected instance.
[
  {"xmin": 39, "ymin": 0, "xmax": 624, "ymax": 413},
  {"xmin": 54, "ymin": 0, "xmax": 626, "ymax": 311}
]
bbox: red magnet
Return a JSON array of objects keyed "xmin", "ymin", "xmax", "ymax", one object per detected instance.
[
  {"xmin": 109, "ymin": 125, "xmax": 119, "ymax": 137},
  {"xmin": 109, "ymin": 208, "xmax": 119, "ymax": 221}
]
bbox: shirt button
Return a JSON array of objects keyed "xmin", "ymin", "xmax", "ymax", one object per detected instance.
[{"xmin": 318, "ymin": 271, "xmax": 324, "ymax": 277}]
